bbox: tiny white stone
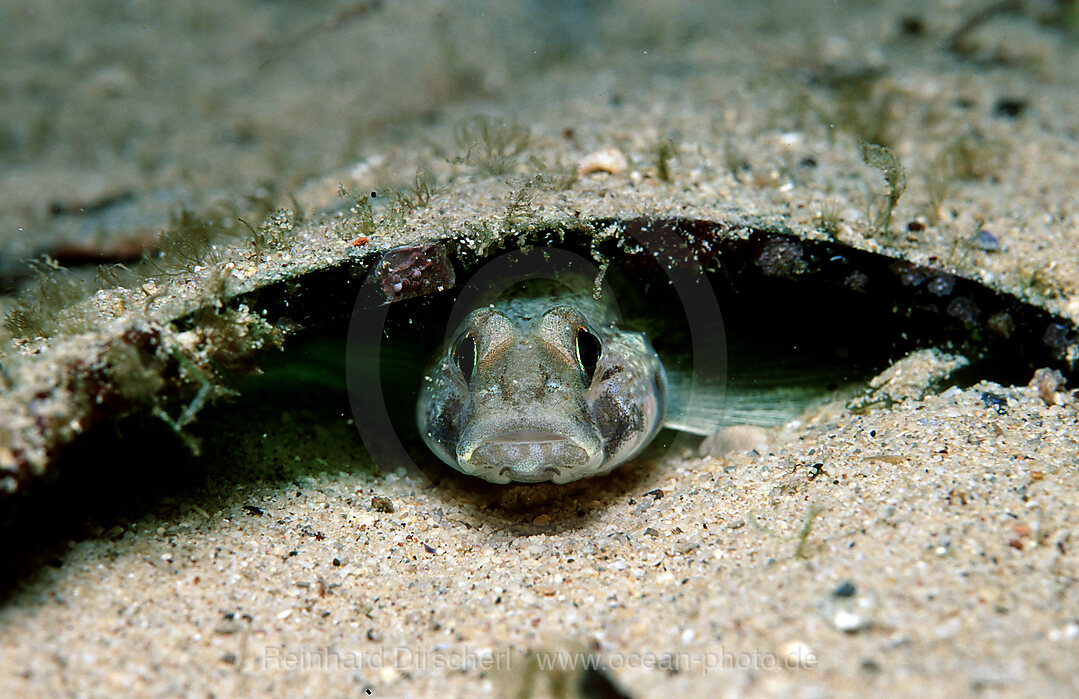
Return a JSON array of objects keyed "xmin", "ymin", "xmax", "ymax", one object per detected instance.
[{"xmin": 834, "ymin": 610, "xmax": 868, "ymax": 632}]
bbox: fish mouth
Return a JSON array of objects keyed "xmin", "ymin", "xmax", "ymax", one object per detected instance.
[{"xmin": 457, "ymin": 428, "xmax": 604, "ymax": 484}]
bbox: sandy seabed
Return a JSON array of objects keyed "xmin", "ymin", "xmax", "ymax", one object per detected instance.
[{"xmin": 1, "ymin": 1, "xmax": 1078, "ymax": 696}]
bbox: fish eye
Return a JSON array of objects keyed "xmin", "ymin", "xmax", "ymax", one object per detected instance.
[
  {"xmin": 452, "ymin": 333, "xmax": 477, "ymax": 383},
  {"xmin": 575, "ymin": 327, "xmax": 602, "ymax": 382}
]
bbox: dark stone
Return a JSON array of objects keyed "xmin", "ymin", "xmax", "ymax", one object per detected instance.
[
  {"xmin": 993, "ymin": 98, "xmax": 1027, "ymax": 118},
  {"xmin": 981, "ymin": 392, "xmax": 1007, "ymax": 413},
  {"xmin": 899, "ymin": 16, "xmax": 924, "ymax": 35},
  {"xmin": 376, "ymin": 244, "xmax": 455, "ymax": 302},
  {"xmin": 371, "ymin": 495, "xmax": 395, "ymax": 513},
  {"xmin": 1043, "ymin": 323, "xmax": 1073, "ymax": 350},
  {"xmin": 834, "ymin": 580, "xmax": 857, "ymax": 598},
  {"xmin": 987, "ymin": 312, "xmax": 1014, "ymax": 337}
]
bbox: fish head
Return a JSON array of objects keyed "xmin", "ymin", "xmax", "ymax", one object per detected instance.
[{"xmin": 418, "ymin": 303, "xmax": 666, "ymax": 484}]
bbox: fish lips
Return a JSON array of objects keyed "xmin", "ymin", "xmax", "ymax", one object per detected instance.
[{"xmin": 456, "ymin": 416, "xmax": 604, "ymax": 484}]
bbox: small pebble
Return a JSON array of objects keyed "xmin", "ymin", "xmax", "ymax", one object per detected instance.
[
  {"xmin": 987, "ymin": 312, "xmax": 1014, "ymax": 338},
  {"xmin": 834, "ymin": 610, "xmax": 869, "ymax": 633},
  {"xmin": 819, "ymin": 589, "xmax": 877, "ymax": 633},
  {"xmin": 1048, "ymin": 623, "xmax": 1079, "ymax": 641},
  {"xmin": 834, "ymin": 580, "xmax": 857, "ymax": 598},
  {"xmin": 993, "ymin": 97, "xmax": 1027, "ymax": 118},
  {"xmin": 371, "ymin": 496, "xmax": 394, "ymax": 513},
  {"xmin": 899, "ymin": 15, "xmax": 925, "ymax": 35},
  {"xmin": 1042, "ymin": 323, "xmax": 1073, "ymax": 351},
  {"xmin": 1029, "ymin": 367, "xmax": 1066, "ymax": 406},
  {"xmin": 700, "ymin": 425, "xmax": 769, "ymax": 458},
  {"xmin": 980, "ymin": 392, "xmax": 1007, "ymax": 413},
  {"xmin": 971, "ymin": 229, "xmax": 1001, "ymax": 251}
]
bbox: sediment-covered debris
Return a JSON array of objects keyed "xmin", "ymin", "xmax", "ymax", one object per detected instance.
[{"xmin": 2, "ymin": 117, "xmax": 1077, "ymax": 499}]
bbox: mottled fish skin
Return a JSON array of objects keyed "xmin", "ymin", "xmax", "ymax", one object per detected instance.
[{"xmin": 417, "ymin": 282, "xmax": 667, "ymax": 484}]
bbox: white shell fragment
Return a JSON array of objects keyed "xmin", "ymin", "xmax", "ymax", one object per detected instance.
[{"xmin": 577, "ymin": 148, "xmax": 627, "ymax": 176}]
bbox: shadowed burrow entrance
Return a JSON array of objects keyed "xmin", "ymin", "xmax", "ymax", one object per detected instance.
[
  {"xmin": 1, "ymin": 216, "xmax": 1074, "ymax": 592},
  {"xmin": 364, "ymin": 218, "xmax": 1076, "ymax": 476}
]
